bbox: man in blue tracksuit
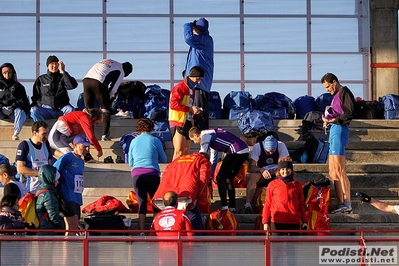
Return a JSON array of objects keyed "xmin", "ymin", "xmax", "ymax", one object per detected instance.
[{"xmin": 183, "ymin": 18, "xmax": 214, "ymax": 130}]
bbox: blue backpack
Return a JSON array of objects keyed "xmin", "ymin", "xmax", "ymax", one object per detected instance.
[
  {"xmin": 294, "ymin": 95, "xmax": 316, "ymax": 119},
  {"xmin": 380, "ymin": 94, "xmax": 399, "ymax": 120},
  {"xmin": 208, "ymin": 91, "xmax": 222, "ymax": 119},
  {"xmin": 315, "ymin": 93, "xmax": 333, "ymax": 112},
  {"xmin": 120, "ymin": 132, "xmax": 166, "ymax": 163},
  {"xmin": 223, "ymin": 91, "xmax": 254, "ymax": 120},
  {"xmin": 223, "ymin": 91, "xmax": 253, "ymax": 110},
  {"xmin": 259, "ymin": 92, "xmax": 296, "ymax": 119},
  {"xmin": 142, "ymin": 85, "xmax": 168, "ymax": 121},
  {"xmin": 304, "ymin": 136, "xmax": 329, "ymax": 163},
  {"xmin": 237, "ymin": 109, "xmax": 274, "ymax": 134},
  {"xmin": 76, "ymin": 93, "xmax": 100, "ymax": 111}
]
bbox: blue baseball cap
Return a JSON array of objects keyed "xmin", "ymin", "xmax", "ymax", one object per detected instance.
[{"xmin": 73, "ymin": 135, "xmax": 91, "ymax": 146}]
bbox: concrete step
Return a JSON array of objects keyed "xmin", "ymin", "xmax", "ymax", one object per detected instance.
[
  {"xmin": 74, "ymin": 163, "xmax": 399, "ymax": 188},
  {"xmin": 2, "ymin": 118, "xmax": 399, "ymax": 142},
  {"xmin": 3, "ymin": 140, "xmax": 399, "ymax": 164}
]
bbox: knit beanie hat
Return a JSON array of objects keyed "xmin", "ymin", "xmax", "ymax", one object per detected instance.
[
  {"xmin": 263, "ymin": 135, "xmax": 277, "ymax": 151},
  {"xmin": 189, "ymin": 66, "xmax": 205, "ymax": 78},
  {"xmin": 194, "ymin": 17, "xmax": 209, "ymax": 32},
  {"xmin": 46, "ymin": 55, "xmax": 59, "ymax": 66},
  {"xmin": 278, "ymin": 161, "xmax": 293, "ymax": 171}
]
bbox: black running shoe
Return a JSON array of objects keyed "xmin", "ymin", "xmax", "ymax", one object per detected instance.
[{"xmin": 104, "ymin": 156, "xmax": 114, "ymax": 163}]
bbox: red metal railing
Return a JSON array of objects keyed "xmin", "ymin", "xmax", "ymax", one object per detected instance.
[{"xmin": 0, "ymin": 229, "xmax": 398, "ymax": 266}]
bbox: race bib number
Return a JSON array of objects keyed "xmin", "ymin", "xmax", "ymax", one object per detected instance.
[
  {"xmin": 74, "ymin": 175, "xmax": 84, "ymax": 194},
  {"xmin": 32, "ymin": 161, "xmax": 45, "ymax": 171}
]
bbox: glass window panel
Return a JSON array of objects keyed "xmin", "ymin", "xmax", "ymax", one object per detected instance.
[
  {"xmin": 245, "ymin": 54, "xmax": 307, "ymax": 80},
  {"xmin": 174, "ymin": 0, "xmax": 239, "ymax": 14},
  {"xmin": 40, "ymin": 17, "xmax": 103, "ymax": 51},
  {"xmin": 68, "ymin": 83, "xmax": 83, "ymax": 109},
  {"xmin": 173, "ymin": 17, "xmax": 240, "ymax": 52},
  {"xmin": 107, "ymin": 0, "xmax": 169, "ymax": 14},
  {"xmin": 107, "ymin": 17, "xmax": 170, "ymax": 52},
  {"xmin": 0, "ymin": 0, "xmax": 35, "ymax": 12},
  {"xmin": 312, "ymin": 0, "xmax": 357, "ymax": 15},
  {"xmin": 0, "ymin": 53, "xmax": 37, "ymax": 79},
  {"xmin": 245, "ymin": 0, "xmax": 306, "ymax": 15},
  {"xmin": 173, "ymin": 53, "xmax": 188, "ymax": 81},
  {"xmin": 311, "ymin": 54, "xmax": 366, "ymax": 81},
  {"xmin": 214, "ymin": 54, "xmax": 241, "ymax": 80},
  {"xmin": 312, "ymin": 83, "xmax": 366, "ymax": 99},
  {"xmin": 0, "ymin": 17, "xmax": 36, "ymax": 50},
  {"xmin": 244, "ymin": 18, "xmax": 307, "ymax": 52},
  {"xmin": 20, "ymin": 82, "xmax": 34, "ymax": 98},
  {"xmin": 40, "ymin": 0, "xmax": 101, "ymax": 13},
  {"xmin": 311, "ymin": 18, "xmax": 359, "ymax": 52},
  {"xmin": 245, "ymin": 83, "xmax": 308, "ymax": 101}
]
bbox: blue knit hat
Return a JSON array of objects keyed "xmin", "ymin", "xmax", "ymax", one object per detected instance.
[
  {"xmin": 194, "ymin": 17, "xmax": 209, "ymax": 32},
  {"xmin": 263, "ymin": 135, "xmax": 277, "ymax": 151}
]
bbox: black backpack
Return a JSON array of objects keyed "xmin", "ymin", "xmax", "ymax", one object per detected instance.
[
  {"xmin": 304, "ymin": 135, "xmax": 329, "ymax": 163},
  {"xmin": 302, "ymin": 111, "xmax": 327, "ymax": 141},
  {"xmin": 117, "ymin": 81, "xmax": 146, "ymax": 100}
]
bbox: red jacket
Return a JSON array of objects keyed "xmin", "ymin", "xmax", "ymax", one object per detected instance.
[
  {"xmin": 168, "ymin": 78, "xmax": 194, "ymax": 127},
  {"xmin": 262, "ymin": 178, "xmax": 307, "ymax": 225},
  {"xmin": 150, "ymin": 207, "xmax": 194, "ymax": 236},
  {"xmin": 58, "ymin": 111, "xmax": 102, "ymax": 153},
  {"xmin": 153, "ymin": 152, "xmax": 211, "ymax": 211}
]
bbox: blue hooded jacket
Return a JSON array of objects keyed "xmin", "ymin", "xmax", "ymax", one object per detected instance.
[{"xmin": 184, "ymin": 18, "xmax": 214, "ymax": 93}]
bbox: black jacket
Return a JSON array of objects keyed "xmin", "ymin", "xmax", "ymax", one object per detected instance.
[
  {"xmin": 31, "ymin": 70, "xmax": 78, "ymax": 110},
  {"xmin": 0, "ymin": 63, "xmax": 30, "ymax": 113}
]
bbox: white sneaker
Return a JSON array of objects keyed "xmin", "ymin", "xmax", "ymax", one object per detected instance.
[
  {"xmin": 116, "ymin": 109, "xmax": 128, "ymax": 116},
  {"xmin": 101, "ymin": 134, "xmax": 111, "ymax": 141},
  {"xmin": 12, "ymin": 134, "xmax": 19, "ymax": 140},
  {"xmin": 112, "ymin": 109, "xmax": 131, "ymax": 119}
]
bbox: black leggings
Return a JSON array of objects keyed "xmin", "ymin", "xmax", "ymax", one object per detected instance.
[
  {"xmin": 271, "ymin": 222, "xmax": 300, "ymax": 236},
  {"xmin": 216, "ymin": 153, "xmax": 249, "ymax": 208},
  {"xmin": 83, "ymin": 78, "xmax": 111, "ymax": 136},
  {"xmin": 193, "ymin": 89, "xmax": 209, "ymax": 130},
  {"xmin": 132, "ymin": 174, "xmax": 160, "ymax": 215}
]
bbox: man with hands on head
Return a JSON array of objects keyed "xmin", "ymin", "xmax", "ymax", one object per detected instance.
[{"xmin": 30, "ymin": 55, "xmax": 78, "ymax": 121}]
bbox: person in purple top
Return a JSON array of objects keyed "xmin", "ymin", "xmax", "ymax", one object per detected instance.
[
  {"xmin": 189, "ymin": 126, "xmax": 249, "ymax": 213},
  {"xmin": 321, "ymin": 73, "xmax": 355, "ymax": 214}
]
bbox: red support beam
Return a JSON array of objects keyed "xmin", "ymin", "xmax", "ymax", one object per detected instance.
[{"xmin": 370, "ymin": 63, "xmax": 399, "ymax": 68}]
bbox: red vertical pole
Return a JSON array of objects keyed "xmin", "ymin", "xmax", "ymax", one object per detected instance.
[
  {"xmin": 265, "ymin": 232, "xmax": 270, "ymax": 266},
  {"xmin": 177, "ymin": 232, "xmax": 183, "ymax": 266},
  {"xmin": 83, "ymin": 232, "xmax": 89, "ymax": 266}
]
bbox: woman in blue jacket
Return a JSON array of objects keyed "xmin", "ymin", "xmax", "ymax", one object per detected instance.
[{"xmin": 128, "ymin": 118, "xmax": 167, "ymax": 234}]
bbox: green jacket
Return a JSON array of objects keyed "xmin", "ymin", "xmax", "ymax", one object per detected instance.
[{"xmin": 35, "ymin": 165, "xmax": 65, "ymax": 230}]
